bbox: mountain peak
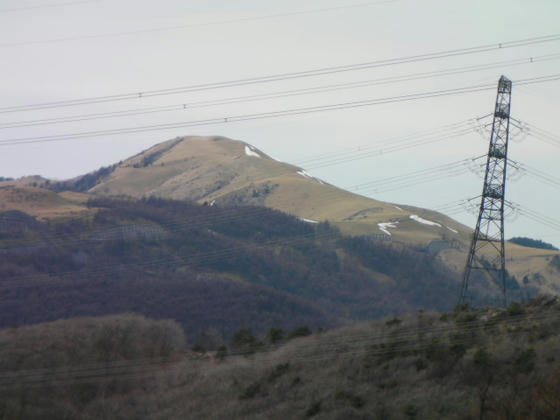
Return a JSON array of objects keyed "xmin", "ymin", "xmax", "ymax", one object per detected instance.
[
  {"xmin": 121, "ymin": 136, "xmax": 271, "ymax": 170},
  {"xmin": 88, "ymin": 135, "xmax": 295, "ymax": 202},
  {"xmin": 80, "ymin": 135, "xmax": 473, "ymax": 247}
]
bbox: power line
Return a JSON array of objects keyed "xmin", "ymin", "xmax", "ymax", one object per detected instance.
[
  {"xmin": 508, "ymin": 159, "xmax": 560, "ymax": 189},
  {"xmin": 0, "ymin": 84, "xmax": 507, "ymax": 146},
  {"xmin": 434, "ymin": 197, "xmax": 480, "ymax": 216},
  {"xmin": 0, "ymin": 0, "xmax": 99, "ymax": 13},
  {"xmin": 293, "ymin": 120, "xmax": 472, "ymax": 166},
  {"xmin": 3, "ymin": 33, "xmax": 560, "ymax": 113},
  {"xmin": 523, "ymin": 121, "xmax": 560, "ymax": 149},
  {"xmin": 3, "ymin": 53, "xmax": 559, "ymax": 129},
  {"xmin": 437, "ymin": 196, "xmax": 560, "ymax": 233},
  {"xmin": 3, "ymin": 74, "xmax": 559, "ymax": 147},
  {"xmin": 0, "ymin": 0, "xmax": 398, "ymax": 47},
  {"xmin": 508, "ymin": 201, "xmax": 560, "ymax": 231},
  {"xmin": 348, "ymin": 156, "xmax": 484, "ymax": 195},
  {"xmin": 305, "ymin": 127, "xmax": 474, "ymax": 170}
]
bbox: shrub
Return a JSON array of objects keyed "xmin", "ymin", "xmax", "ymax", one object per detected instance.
[
  {"xmin": 194, "ymin": 328, "xmax": 224, "ymax": 351},
  {"xmin": 239, "ymin": 381, "xmax": 262, "ymax": 400},
  {"xmin": 414, "ymin": 358, "xmax": 428, "ymax": 371},
  {"xmin": 267, "ymin": 327, "xmax": 284, "ymax": 344},
  {"xmin": 449, "ymin": 342, "xmax": 467, "ymax": 359},
  {"xmin": 231, "ymin": 328, "xmax": 261, "ymax": 354},
  {"xmin": 267, "ymin": 363, "xmax": 290, "ymax": 383},
  {"xmin": 507, "ymin": 302, "xmax": 525, "ymax": 316},
  {"xmin": 456, "ymin": 313, "xmax": 477, "ymax": 323},
  {"xmin": 305, "ymin": 401, "xmax": 321, "ymax": 417},
  {"xmin": 334, "ymin": 390, "xmax": 365, "ymax": 408},
  {"xmin": 425, "ymin": 338, "xmax": 445, "ymax": 361},
  {"xmin": 513, "ymin": 347, "xmax": 536, "ymax": 374},
  {"xmin": 215, "ymin": 345, "xmax": 228, "ymax": 361},
  {"xmin": 287, "ymin": 325, "xmax": 312, "ymax": 339},
  {"xmin": 191, "ymin": 344, "xmax": 205, "ymax": 352},
  {"xmin": 386, "ymin": 317, "xmax": 402, "ymax": 326},
  {"xmin": 404, "ymin": 404, "xmax": 419, "ymax": 419},
  {"xmin": 473, "ymin": 348, "xmax": 492, "ymax": 368},
  {"xmin": 550, "ymin": 255, "xmax": 560, "ymax": 270}
]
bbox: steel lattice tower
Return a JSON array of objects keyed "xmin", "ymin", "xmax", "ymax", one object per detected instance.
[{"xmin": 459, "ymin": 75, "xmax": 512, "ymax": 307}]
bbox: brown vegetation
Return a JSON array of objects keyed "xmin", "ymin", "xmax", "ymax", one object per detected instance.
[
  {"xmin": 2, "ymin": 298, "xmax": 560, "ymax": 419},
  {"xmin": 0, "ymin": 314, "xmax": 186, "ymax": 419}
]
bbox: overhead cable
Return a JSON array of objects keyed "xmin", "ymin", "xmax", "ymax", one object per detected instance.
[
  {"xmin": 3, "ymin": 74, "xmax": 559, "ymax": 147},
  {"xmin": 1, "ymin": 0, "xmax": 398, "ymax": 47},
  {"xmin": 2, "ymin": 53, "xmax": 559, "ymax": 129},
  {"xmin": 2, "ymin": 33, "xmax": 560, "ymax": 113}
]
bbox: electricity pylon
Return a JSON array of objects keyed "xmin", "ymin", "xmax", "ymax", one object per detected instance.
[{"xmin": 459, "ymin": 75, "xmax": 512, "ymax": 307}]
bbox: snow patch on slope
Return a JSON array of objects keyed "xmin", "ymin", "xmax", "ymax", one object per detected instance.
[
  {"xmin": 245, "ymin": 145, "xmax": 261, "ymax": 158},
  {"xmin": 378, "ymin": 221, "xmax": 399, "ymax": 236},
  {"xmin": 299, "ymin": 217, "xmax": 319, "ymax": 224},
  {"xmin": 297, "ymin": 170, "xmax": 313, "ymax": 179},
  {"xmin": 297, "ymin": 170, "xmax": 325, "ymax": 184},
  {"xmin": 409, "ymin": 214, "xmax": 442, "ymax": 227},
  {"xmin": 446, "ymin": 226, "xmax": 459, "ymax": 234}
]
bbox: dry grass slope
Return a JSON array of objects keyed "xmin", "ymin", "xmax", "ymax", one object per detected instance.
[
  {"xmin": 0, "ymin": 186, "xmax": 92, "ymax": 219},
  {"xmin": 3, "ymin": 298, "xmax": 560, "ymax": 419}
]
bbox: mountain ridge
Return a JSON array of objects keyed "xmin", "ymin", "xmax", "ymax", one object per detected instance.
[
  {"xmin": 1, "ymin": 135, "xmax": 558, "ymax": 295},
  {"xmin": 64, "ymin": 135, "xmax": 474, "ymax": 245}
]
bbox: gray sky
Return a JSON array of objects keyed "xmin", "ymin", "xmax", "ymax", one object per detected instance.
[{"xmin": 1, "ymin": 0, "xmax": 559, "ymax": 246}]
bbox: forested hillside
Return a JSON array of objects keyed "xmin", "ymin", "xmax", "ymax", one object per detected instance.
[{"xmin": 0, "ymin": 196, "xmax": 481, "ymax": 339}]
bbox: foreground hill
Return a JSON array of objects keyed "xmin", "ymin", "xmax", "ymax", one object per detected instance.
[{"xmin": 2, "ymin": 298, "xmax": 559, "ymax": 419}]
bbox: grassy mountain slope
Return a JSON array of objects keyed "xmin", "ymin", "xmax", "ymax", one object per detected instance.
[
  {"xmin": 84, "ymin": 136, "xmax": 471, "ymax": 245},
  {"xmin": 0, "ymin": 185, "xmax": 91, "ymax": 219}
]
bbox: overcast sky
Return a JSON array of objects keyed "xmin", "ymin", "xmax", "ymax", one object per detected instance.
[{"xmin": 1, "ymin": 0, "xmax": 559, "ymax": 246}]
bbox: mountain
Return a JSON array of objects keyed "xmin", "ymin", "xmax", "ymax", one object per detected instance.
[
  {"xmin": 51, "ymin": 135, "xmax": 560, "ymax": 294},
  {"xmin": 59, "ymin": 135, "xmax": 471, "ymax": 244},
  {"xmin": 0, "ymin": 135, "xmax": 558, "ymax": 302}
]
